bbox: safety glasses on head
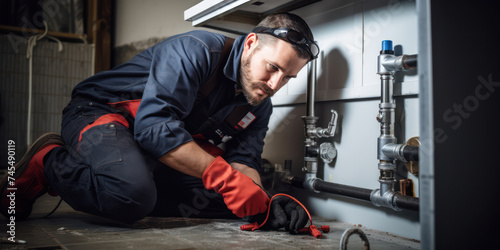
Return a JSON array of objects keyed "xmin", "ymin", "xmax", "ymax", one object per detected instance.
[{"xmin": 252, "ymin": 26, "xmax": 319, "ymax": 60}]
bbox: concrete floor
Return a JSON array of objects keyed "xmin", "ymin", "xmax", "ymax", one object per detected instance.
[{"xmin": 0, "ymin": 194, "xmax": 420, "ymax": 250}]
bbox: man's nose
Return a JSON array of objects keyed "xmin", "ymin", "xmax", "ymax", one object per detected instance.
[{"xmin": 267, "ymin": 73, "xmax": 284, "ymax": 91}]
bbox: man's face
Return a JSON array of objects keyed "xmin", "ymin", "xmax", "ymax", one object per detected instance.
[{"xmin": 240, "ymin": 35, "xmax": 309, "ymax": 106}]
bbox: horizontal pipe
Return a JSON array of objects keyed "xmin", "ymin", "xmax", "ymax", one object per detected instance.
[
  {"xmin": 284, "ymin": 176, "xmax": 371, "ymax": 202},
  {"xmin": 395, "ymin": 193, "xmax": 420, "ymax": 211},
  {"xmin": 282, "ymin": 176, "xmax": 419, "ymax": 211},
  {"xmin": 403, "ymin": 145, "xmax": 419, "ymax": 162},
  {"xmin": 288, "ymin": 175, "xmax": 306, "ymax": 188},
  {"xmin": 403, "ymin": 54, "xmax": 417, "ymax": 68},
  {"xmin": 314, "ymin": 179, "xmax": 373, "ymax": 201}
]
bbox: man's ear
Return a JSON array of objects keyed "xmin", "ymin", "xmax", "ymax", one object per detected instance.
[{"xmin": 243, "ymin": 33, "xmax": 258, "ymax": 55}]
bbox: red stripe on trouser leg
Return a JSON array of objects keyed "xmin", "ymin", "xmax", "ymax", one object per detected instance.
[
  {"xmin": 78, "ymin": 114, "xmax": 129, "ymax": 142},
  {"xmin": 108, "ymin": 99, "xmax": 141, "ymax": 119}
]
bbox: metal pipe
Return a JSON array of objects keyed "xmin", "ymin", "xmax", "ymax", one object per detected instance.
[
  {"xmin": 395, "ymin": 193, "xmax": 420, "ymax": 211},
  {"xmin": 403, "ymin": 145, "xmax": 419, "ymax": 161},
  {"xmin": 315, "ymin": 179, "xmax": 372, "ymax": 201},
  {"xmin": 302, "ymin": 58, "xmax": 337, "ymax": 174},
  {"xmin": 380, "ymin": 75, "xmax": 394, "ymax": 104},
  {"xmin": 303, "ymin": 60, "xmax": 319, "ymax": 148},
  {"xmin": 283, "ymin": 176, "xmax": 372, "ymax": 201},
  {"xmin": 373, "ymin": 40, "xmax": 399, "ymax": 210},
  {"xmin": 403, "ymin": 54, "xmax": 417, "ymax": 68},
  {"xmin": 292, "ymin": 39, "xmax": 420, "ymax": 214},
  {"xmin": 306, "ymin": 59, "xmax": 316, "ymax": 117},
  {"xmin": 281, "ymin": 176, "xmax": 419, "ymax": 211}
]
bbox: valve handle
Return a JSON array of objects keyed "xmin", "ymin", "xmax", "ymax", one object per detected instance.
[{"xmin": 325, "ymin": 109, "xmax": 338, "ymax": 137}]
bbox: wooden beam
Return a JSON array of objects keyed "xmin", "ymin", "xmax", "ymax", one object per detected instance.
[
  {"xmin": 0, "ymin": 24, "xmax": 87, "ymax": 41},
  {"xmin": 89, "ymin": 0, "xmax": 112, "ymax": 73}
]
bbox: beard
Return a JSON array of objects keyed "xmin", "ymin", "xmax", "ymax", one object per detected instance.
[{"xmin": 239, "ymin": 51, "xmax": 276, "ymax": 106}]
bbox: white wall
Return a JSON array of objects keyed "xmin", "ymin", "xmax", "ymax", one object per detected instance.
[
  {"xmin": 114, "ymin": 0, "xmax": 235, "ymax": 47},
  {"xmin": 263, "ymin": 0, "xmax": 420, "ymax": 240},
  {"xmin": 265, "ymin": 99, "xmax": 420, "ymax": 240}
]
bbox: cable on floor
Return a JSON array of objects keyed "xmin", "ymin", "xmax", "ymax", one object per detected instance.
[{"xmin": 240, "ymin": 193, "xmax": 329, "ymax": 238}]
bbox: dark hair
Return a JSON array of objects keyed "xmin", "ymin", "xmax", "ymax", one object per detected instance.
[{"xmin": 254, "ymin": 13, "xmax": 314, "ymax": 60}]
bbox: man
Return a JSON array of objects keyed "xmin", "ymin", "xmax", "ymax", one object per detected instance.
[{"xmin": 1, "ymin": 13, "xmax": 319, "ymax": 232}]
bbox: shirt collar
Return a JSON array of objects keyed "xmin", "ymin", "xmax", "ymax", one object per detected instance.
[{"xmin": 223, "ymin": 35, "xmax": 247, "ymax": 83}]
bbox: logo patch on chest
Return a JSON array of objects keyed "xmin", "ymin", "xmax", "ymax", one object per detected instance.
[{"xmin": 237, "ymin": 112, "xmax": 256, "ymax": 129}]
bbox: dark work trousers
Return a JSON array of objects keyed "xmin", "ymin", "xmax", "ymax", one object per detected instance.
[{"xmin": 43, "ymin": 98, "xmax": 235, "ymax": 223}]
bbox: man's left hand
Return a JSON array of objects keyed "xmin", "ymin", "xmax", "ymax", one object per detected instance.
[{"xmin": 261, "ymin": 196, "xmax": 308, "ymax": 233}]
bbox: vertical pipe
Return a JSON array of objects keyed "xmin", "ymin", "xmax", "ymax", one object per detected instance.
[
  {"xmin": 380, "ymin": 75, "xmax": 393, "ymax": 106},
  {"xmin": 417, "ymin": 0, "xmax": 435, "ymax": 248},
  {"xmin": 379, "ymin": 75, "xmax": 395, "ymax": 139},
  {"xmin": 374, "ymin": 41, "xmax": 398, "ymax": 208},
  {"xmin": 302, "ymin": 58, "xmax": 319, "ymax": 192},
  {"xmin": 306, "ymin": 60, "xmax": 316, "ymax": 117},
  {"xmin": 378, "ymin": 74, "xmax": 397, "ymax": 197}
]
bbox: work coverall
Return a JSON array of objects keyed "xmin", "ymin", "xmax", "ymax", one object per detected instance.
[{"xmin": 43, "ymin": 30, "xmax": 273, "ymax": 223}]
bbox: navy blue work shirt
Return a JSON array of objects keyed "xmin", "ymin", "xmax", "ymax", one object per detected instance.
[{"xmin": 71, "ymin": 30, "xmax": 273, "ymax": 172}]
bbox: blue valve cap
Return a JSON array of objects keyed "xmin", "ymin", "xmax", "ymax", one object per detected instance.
[
  {"xmin": 382, "ymin": 40, "xmax": 393, "ymax": 51},
  {"xmin": 381, "ymin": 40, "xmax": 394, "ymax": 54}
]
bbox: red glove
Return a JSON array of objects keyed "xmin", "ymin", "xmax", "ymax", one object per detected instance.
[{"xmin": 202, "ymin": 157, "xmax": 270, "ymax": 217}]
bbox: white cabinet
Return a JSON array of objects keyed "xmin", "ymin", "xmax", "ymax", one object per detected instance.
[{"xmin": 184, "ymin": 0, "xmax": 320, "ymax": 35}]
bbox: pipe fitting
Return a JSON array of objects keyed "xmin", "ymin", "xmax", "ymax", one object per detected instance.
[
  {"xmin": 302, "ymin": 157, "xmax": 318, "ymax": 173},
  {"xmin": 302, "ymin": 116, "xmax": 319, "ymax": 146},
  {"xmin": 303, "ymin": 110, "xmax": 338, "ymax": 139},
  {"xmin": 319, "ymin": 142, "xmax": 337, "ymax": 163},
  {"xmin": 303, "ymin": 173, "xmax": 319, "ymax": 193},
  {"xmin": 382, "ymin": 143, "xmax": 420, "ymax": 162},
  {"xmin": 370, "ymin": 189, "xmax": 401, "ymax": 211},
  {"xmin": 378, "ymin": 163, "xmax": 396, "ymax": 179},
  {"xmin": 378, "ymin": 179, "xmax": 395, "ymax": 194},
  {"xmin": 378, "ymin": 136, "xmax": 397, "ymax": 161},
  {"xmin": 382, "ymin": 143, "xmax": 405, "ymax": 161},
  {"xmin": 382, "ymin": 54, "xmax": 418, "ymax": 72},
  {"xmin": 381, "ymin": 55, "xmax": 406, "ymax": 72},
  {"xmin": 377, "ymin": 53, "xmax": 394, "ymax": 75},
  {"xmin": 316, "ymin": 109, "xmax": 338, "ymax": 138},
  {"xmin": 305, "ymin": 145, "xmax": 319, "ymax": 158}
]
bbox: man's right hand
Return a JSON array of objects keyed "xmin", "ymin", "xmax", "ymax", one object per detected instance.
[{"xmin": 202, "ymin": 156, "xmax": 270, "ymax": 218}]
